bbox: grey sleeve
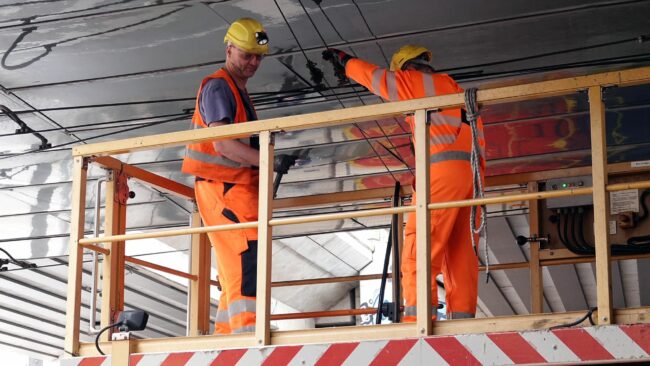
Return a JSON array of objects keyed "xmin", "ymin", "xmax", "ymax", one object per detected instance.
[{"xmin": 199, "ymin": 78, "xmax": 237, "ymax": 124}]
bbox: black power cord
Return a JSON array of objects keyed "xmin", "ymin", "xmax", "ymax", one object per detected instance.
[
  {"xmin": 95, "ymin": 321, "xmax": 121, "ymax": 355},
  {"xmin": 0, "ymin": 247, "xmax": 37, "ymax": 271},
  {"xmin": 549, "ymin": 307, "xmax": 597, "ymax": 330}
]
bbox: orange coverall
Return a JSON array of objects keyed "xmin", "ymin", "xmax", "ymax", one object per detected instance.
[
  {"xmin": 182, "ymin": 68, "xmax": 258, "ymax": 334},
  {"xmin": 346, "ymin": 58, "xmax": 486, "ymax": 320}
]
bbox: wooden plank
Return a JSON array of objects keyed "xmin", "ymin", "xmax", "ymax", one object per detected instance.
[
  {"xmin": 73, "ymin": 67, "xmax": 650, "ymax": 157},
  {"xmin": 589, "ymin": 86, "xmax": 613, "ymax": 325},
  {"xmin": 414, "ymin": 109, "xmax": 432, "ymax": 336},
  {"xmin": 93, "ymin": 156, "xmax": 194, "ymax": 200},
  {"xmin": 255, "ymin": 130, "xmax": 274, "ymax": 346},
  {"xmin": 188, "ymin": 211, "xmax": 211, "ymax": 336},
  {"xmin": 100, "ymin": 171, "xmax": 127, "ymax": 342},
  {"xmin": 63, "ymin": 156, "xmax": 88, "ymax": 357},
  {"xmin": 125, "ymin": 256, "xmax": 197, "ymax": 280},
  {"xmin": 272, "ymin": 186, "xmax": 412, "ymax": 209},
  {"xmin": 527, "ymin": 182, "xmax": 543, "ymax": 314},
  {"xmin": 110, "ymin": 338, "xmax": 131, "ymax": 366}
]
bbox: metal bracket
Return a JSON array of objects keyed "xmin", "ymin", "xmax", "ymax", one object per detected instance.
[{"xmin": 111, "ymin": 331, "xmax": 130, "ymax": 341}]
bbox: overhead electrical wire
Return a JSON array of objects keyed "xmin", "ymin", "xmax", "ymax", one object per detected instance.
[
  {"xmin": 310, "ymin": 0, "xmax": 414, "ymax": 176},
  {"xmin": 8, "ymin": 0, "xmax": 646, "ymax": 91},
  {"xmin": 2, "ymin": 4, "xmax": 192, "ymax": 70},
  {"xmin": 292, "ymin": 0, "xmax": 403, "ymax": 182},
  {"xmin": 0, "ymin": 113, "xmax": 190, "ymax": 160},
  {"xmin": 0, "ymin": 0, "xmax": 201, "ymax": 30}
]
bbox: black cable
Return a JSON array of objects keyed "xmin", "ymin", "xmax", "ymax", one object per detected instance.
[
  {"xmin": 5, "ymin": 0, "xmax": 647, "ymax": 91},
  {"xmin": 300, "ymin": 0, "xmax": 411, "ymax": 180},
  {"xmin": 0, "ymin": 247, "xmax": 37, "ymax": 269},
  {"xmin": 95, "ymin": 321, "xmax": 121, "ymax": 355},
  {"xmin": 577, "ymin": 207, "xmax": 592, "ymax": 249},
  {"xmin": 350, "ymin": 0, "xmax": 390, "ymax": 66},
  {"xmin": 0, "ymin": 114, "xmax": 188, "ymax": 160},
  {"xmin": 0, "ymin": 0, "xmax": 199, "ymax": 30},
  {"xmin": 275, "ymin": 0, "xmax": 402, "ymax": 183},
  {"xmin": 0, "ymin": 112, "xmax": 189, "ymax": 137},
  {"xmin": 2, "ymin": 5, "xmax": 191, "ymax": 70},
  {"xmin": 549, "ymin": 307, "xmax": 597, "ymax": 330},
  {"xmin": 555, "ymin": 210, "xmax": 567, "ymax": 247}
]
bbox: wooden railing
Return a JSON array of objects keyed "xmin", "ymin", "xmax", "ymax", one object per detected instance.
[{"xmin": 64, "ymin": 66, "xmax": 650, "ymax": 359}]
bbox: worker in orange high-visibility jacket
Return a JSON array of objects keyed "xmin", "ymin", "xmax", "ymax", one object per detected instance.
[
  {"xmin": 181, "ymin": 18, "xmax": 270, "ymax": 334},
  {"xmin": 325, "ymin": 45, "xmax": 486, "ymax": 321}
]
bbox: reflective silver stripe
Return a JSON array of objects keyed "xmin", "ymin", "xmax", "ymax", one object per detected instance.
[
  {"xmin": 430, "ymin": 133, "xmax": 456, "ymax": 145},
  {"xmin": 428, "ymin": 113, "xmax": 461, "ymax": 128},
  {"xmin": 215, "ymin": 310, "xmax": 229, "ymax": 323},
  {"xmin": 228, "ymin": 299, "xmax": 256, "ymax": 319},
  {"xmin": 371, "ymin": 68, "xmax": 383, "ymax": 96},
  {"xmin": 423, "ymin": 73, "xmax": 435, "ymax": 97},
  {"xmin": 430, "ymin": 150, "xmax": 471, "ymax": 163},
  {"xmin": 448, "ymin": 312, "xmax": 475, "ymax": 319},
  {"xmin": 232, "ymin": 325, "xmax": 255, "ymax": 334},
  {"xmin": 386, "ymin": 71, "xmax": 399, "ymax": 101},
  {"xmin": 186, "ymin": 148, "xmax": 242, "ymax": 168},
  {"xmin": 404, "ymin": 306, "xmax": 416, "ymax": 316},
  {"xmin": 404, "ymin": 306, "xmax": 437, "ymax": 316}
]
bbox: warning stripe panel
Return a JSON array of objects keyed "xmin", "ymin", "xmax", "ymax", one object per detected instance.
[
  {"xmin": 425, "ymin": 336, "xmax": 482, "ymax": 366},
  {"xmin": 621, "ymin": 324, "xmax": 650, "ymax": 356},
  {"xmin": 368, "ymin": 339, "xmax": 417, "ymax": 366},
  {"xmin": 62, "ymin": 324, "xmax": 650, "ymax": 366},
  {"xmin": 487, "ymin": 332, "xmax": 546, "ymax": 364},
  {"xmin": 552, "ymin": 328, "xmax": 614, "ymax": 361},
  {"xmin": 314, "ymin": 342, "xmax": 358, "ymax": 366}
]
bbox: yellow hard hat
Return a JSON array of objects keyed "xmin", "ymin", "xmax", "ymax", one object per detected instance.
[
  {"xmin": 224, "ymin": 17, "xmax": 269, "ymax": 55},
  {"xmin": 390, "ymin": 45, "xmax": 432, "ymax": 71}
]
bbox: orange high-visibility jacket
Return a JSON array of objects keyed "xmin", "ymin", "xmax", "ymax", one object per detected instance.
[
  {"xmin": 182, "ymin": 69, "xmax": 259, "ymax": 184},
  {"xmin": 345, "ymin": 59, "xmax": 485, "ymax": 168}
]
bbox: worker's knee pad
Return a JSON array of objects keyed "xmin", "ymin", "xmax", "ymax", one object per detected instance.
[{"xmin": 241, "ymin": 240, "xmax": 257, "ymax": 297}]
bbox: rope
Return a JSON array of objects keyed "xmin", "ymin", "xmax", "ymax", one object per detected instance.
[{"xmin": 464, "ymin": 87, "xmax": 489, "ymax": 281}]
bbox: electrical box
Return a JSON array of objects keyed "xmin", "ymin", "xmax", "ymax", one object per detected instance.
[{"xmin": 545, "ymin": 176, "xmax": 593, "ymax": 209}]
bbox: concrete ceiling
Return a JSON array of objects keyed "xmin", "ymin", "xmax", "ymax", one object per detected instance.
[{"xmin": 1, "ymin": 0, "xmax": 650, "ymax": 360}]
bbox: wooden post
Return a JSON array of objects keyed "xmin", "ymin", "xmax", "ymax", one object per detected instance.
[
  {"xmin": 101, "ymin": 170, "xmax": 128, "ymax": 341},
  {"xmin": 527, "ymin": 182, "xmax": 543, "ymax": 314},
  {"xmin": 64, "ymin": 156, "xmax": 88, "ymax": 357},
  {"xmin": 589, "ymin": 86, "xmax": 613, "ymax": 324},
  {"xmin": 255, "ymin": 130, "xmax": 274, "ymax": 346},
  {"xmin": 188, "ymin": 210, "xmax": 211, "ymax": 336},
  {"xmin": 111, "ymin": 338, "xmax": 131, "ymax": 366},
  {"xmin": 414, "ymin": 109, "xmax": 432, "ymax": 336}
]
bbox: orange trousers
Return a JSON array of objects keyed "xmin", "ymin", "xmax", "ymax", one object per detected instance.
[
  {"xmin": 195, "ymin": 179, "xmax": 258, "ymax": 334},
  {"xmin": 401, "ymin": 160, "xmax": 479, "ymax": 321}
]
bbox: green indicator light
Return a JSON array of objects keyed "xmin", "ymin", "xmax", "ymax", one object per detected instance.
[{"xmin": 562, "ymin": 183, "xmax": 568, "ymax": 188}]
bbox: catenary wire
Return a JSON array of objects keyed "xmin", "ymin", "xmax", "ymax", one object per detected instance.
[
  {"xmin": 295, "ymin": 0, "xmax": 401, "ymax": 181},
  {"xmin": 311, "ymin": 0, "xmax": 414, "ymax": 176}
]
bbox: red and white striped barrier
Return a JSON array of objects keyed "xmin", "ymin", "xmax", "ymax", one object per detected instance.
[{"xmin": 63, "ymin": 323, "xmax": 650, "ymax": 365}]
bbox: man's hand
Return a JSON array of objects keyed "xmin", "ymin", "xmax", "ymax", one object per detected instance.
[
  {"xmin": 273, "ymin": 154, "xmax": 298, "ymax": 175},
  {"xmin": 322, "ymin": 48, "xmax": 353, "ymax": 67}
]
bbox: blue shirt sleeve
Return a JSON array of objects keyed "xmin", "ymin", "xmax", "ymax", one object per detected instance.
[{"xmin": 199, "ymin": 78, "xmax": 236, "ymax": 124}]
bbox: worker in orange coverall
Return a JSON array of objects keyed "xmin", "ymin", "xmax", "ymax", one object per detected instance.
[
  {"xmin": 325, "ymin": 45, "xmax": 486, "ymax": 321},
  {"xmin": 182, "ymin": 18, "xmax": 293, "ymax": 334}
]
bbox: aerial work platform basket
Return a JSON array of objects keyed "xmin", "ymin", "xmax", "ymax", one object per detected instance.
[{"xmin": 63, "ymin": 66, "xmax": 650, "ymax": 365}]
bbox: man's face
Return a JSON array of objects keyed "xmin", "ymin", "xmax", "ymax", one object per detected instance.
[{"xmin": 227, "ymin": 44, "xmax": 264, "ymax": 79}]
